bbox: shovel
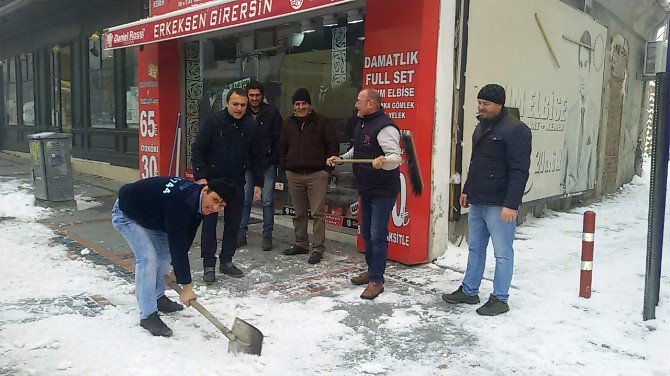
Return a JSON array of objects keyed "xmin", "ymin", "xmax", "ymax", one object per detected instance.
[{"xmin": 165, "ymin": 277, "xmax": 263, "ymax": 355}]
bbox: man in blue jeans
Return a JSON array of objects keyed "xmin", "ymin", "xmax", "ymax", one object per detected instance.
[
  {"xmin": 442, "ymin": 84, "xmax": 532, "ymax": 316},
  {"xmin": 327, "ymin": 88, "xmax": 401, "ymax": 300},
  {"xmin": 238, "ymin": 81, "xmax": 282, "ymax": 251},
  {"xmin": 112, "ymin": 177, "xmax": 237, "ymax": 336}
]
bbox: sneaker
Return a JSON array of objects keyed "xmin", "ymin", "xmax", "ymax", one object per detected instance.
[
  {"xmin": 261, "ymin": 237, "xmax": 273, "ymax": 251},
  {"xmin": 360, "ymin": 282, "xmax": 384, "ymax": 300},
  {"xmin": 219, "ymin": 262, "xmax": 244, "ymax": 278},
  {"xmin": 140, "ymin": 312, "xmax": 173, "ymax": 337},
  {"xmin": 307, "ymin": 252, "xmax": 322, "ymax": 264},
  {"xmin": 476, "ymin": 296, "xmax": 510, "ymax": 316},
  {"xmin": 441, "ymin": 286, "xmax": 480, "ymax": 305},
  {"xmin": 203, "ymin": 266, "xmax": 216, "ymax": 284},
  {"xmin": 157, "ymin": 295, "xmax": 183, "ymax": 313},
  {"xmin": 283, "ymin": 245, "xmax": 309, "ymax": 255},
  {"xmin": 350, "ymin": 272, "xmax": 369, "ymax": 286},
  {"xmin": 237, "ymin": 236, "xmax": 247, "ymax": 248}
]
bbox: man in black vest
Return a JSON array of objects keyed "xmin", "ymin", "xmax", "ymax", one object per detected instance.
[{"xmin": 327, "ymin": 88, "xmax": 401, "ymax": 300}]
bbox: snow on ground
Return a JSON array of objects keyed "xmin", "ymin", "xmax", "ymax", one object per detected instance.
[{"xmin": 0, "ymin": 163, "xmax": 669, "ymax": 375}]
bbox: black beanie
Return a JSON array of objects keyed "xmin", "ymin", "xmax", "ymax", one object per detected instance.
[
  {"xmin": 292, "ymin": 88, "xmax": 311, "ymax": 104},
  {"xmin": 477, "ymin": 84, "xmax": 505, "ymax": 106}
]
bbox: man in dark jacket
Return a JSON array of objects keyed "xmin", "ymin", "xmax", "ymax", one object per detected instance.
[
  {"xmin": 191, "ymin": 88, "xmax": 264, "ymax": 283},
  {"xmin": 279, "ymin": 88, "xmax": 339, "ymax": 264},
  {"xmin": 238, "ymin": 81, "xmax": 283, "ymax": 251},
  {"xmin": 111, "ymin": 177, "xmax": 237, "ymax": 337},
  {"xmin": 442, "ymin": 84, "xmax": 532, "ymax": 316},
  {"xmin": 327, "ymin": 88, "xmax": 402, "ymax": 300}
]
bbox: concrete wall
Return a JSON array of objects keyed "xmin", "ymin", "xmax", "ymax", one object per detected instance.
[{"xmin": 588, "ymin": 1, "xmax": 666, "ymax": 196}]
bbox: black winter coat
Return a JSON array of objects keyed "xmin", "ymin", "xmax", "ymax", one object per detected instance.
[
  {"xmin": 463, "ymin": 107, "xmax": 532, "ymax": 210},
  {"xmin": 191, "ymin": 110, "xmax": 264, "ymax": 186},
  {"xmin": 249, "ymin": 103, "xmax": 283, "ymax": 168},
  {"xmin": 278, "ymin": 110, "xmax": 339, "ymax": 173}
]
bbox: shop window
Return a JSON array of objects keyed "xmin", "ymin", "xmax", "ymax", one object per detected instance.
[
  {"xmin": 124, "ymin": 47, "xmax": 139, "ymax": 129},
  {"xmin": 2, "ymin": 58, "xmax": 18, "ymax": 126},
  {"xmin": 20, "ymin": 53, "xmax": 35, "ymax": 126},
  {"xmin": 89, "ymin": 35, "xmax": 116, "ymax": 128},
  {"xmin": 200, "ymin": 11, "xmax": 366, "ymax": 230},
  {"xmin": 50, "ymin": 45, "xmax": 73, "ymax": 132}
]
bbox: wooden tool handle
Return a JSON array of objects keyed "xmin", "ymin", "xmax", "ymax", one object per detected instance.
[
  {"xmin": 338, "ymin": 159, "xmax": 375, "ymax": 163},
  {"xmin": 165, "ymin": 277, "xmax": 236, "ymax": 340}
]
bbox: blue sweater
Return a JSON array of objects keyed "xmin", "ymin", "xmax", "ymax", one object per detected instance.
[{"xmin": 118, "ymin": 177, "xmax": 203, "ymax": 284}]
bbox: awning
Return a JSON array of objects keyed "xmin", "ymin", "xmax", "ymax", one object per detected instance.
[{"xmin": 104, "ymin": 0, "xmax": 352, "ymax": 50}]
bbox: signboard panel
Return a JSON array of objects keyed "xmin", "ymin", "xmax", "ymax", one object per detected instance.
[
  {"xmin": 462, "ymin": 0, "xmax": 607, "ymax": 202},
  {"xmin": 362, "ymin": 0, "xmax": 440, "ymax": 264},
  {"xmin": 150, "ymin": 0, "xmax": 217, "ymax": 17},
  {"xmin": 106, "ymin": 0, "xmax": 352, "ymax": 50}
]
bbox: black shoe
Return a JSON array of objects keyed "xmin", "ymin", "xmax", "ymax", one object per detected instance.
[
  {"xmin": 237, "ymin": 236, "xmax": 247, "ymax": 248},
  {"xmin": 140, "ymin": 312, "xmax": 173, "ymax": 337},
  {"xmin": 307, "ymin": 252, "xmax": 322, "ymax": 264},
  {"xmin": 262, "ymin": 236, "xmax": 273, "ymax": 251},
  {"xmin": 283, "ymin": 245, "xmax": 309, "ymax": 255},
  {"xmin": 157, "ymin": 295, "xmax": 183, "ymax": 313},
  {"xmin": 203, "ymin": 266, "xmax": 216, "ymax": 284},
  {"xmin": 219, "ymin": 262, "xmax": 244, "ymax": 278},
  {"xmin": 441, "ymin": 286, "xmax": 480, "ymax": 305},
  {"xmin": 476, "ymin": 296, "xmax": 510, "ymax": 316}
]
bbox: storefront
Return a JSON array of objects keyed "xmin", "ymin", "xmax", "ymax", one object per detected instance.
[
  {"xmin": 104, "ymin": 0, "xmax": 455, "ymax": 264},
  {"xmin": 0, "ymin": 0, "xmax": 146, "ymax": 172}
]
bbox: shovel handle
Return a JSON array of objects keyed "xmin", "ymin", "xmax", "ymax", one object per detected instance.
[{"xmin": 165, "ymin": 278, "xmax": 236, "ymax": 341}]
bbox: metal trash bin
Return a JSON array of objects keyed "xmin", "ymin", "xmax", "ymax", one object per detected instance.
[{"xmin": 28, "ymin": 132, "xmax": 74, "ymax": 202}]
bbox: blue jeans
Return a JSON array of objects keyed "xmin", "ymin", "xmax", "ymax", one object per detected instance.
[
  {"xmin": 462, "ymin": 204, "xmax": 516, "ymax": 302},
  {"xmin": 111, "ymin": 200, "xmax": 171, "ymax": 319},
  {"xmin": 239, "ymin": 166, "xmax": 276, "ymax": 238},
  {"xmin": 360, "ymin": 195, "xmax": 397, "ymax": 283}
]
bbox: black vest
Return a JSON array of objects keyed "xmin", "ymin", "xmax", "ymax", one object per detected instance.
[{"xmin": 352, "ymin": 110, "xmax": 400, "ymax": 197}]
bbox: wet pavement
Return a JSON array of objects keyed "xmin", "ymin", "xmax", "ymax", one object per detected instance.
[{"xmin": 0, "ymin": 151, "xmax": 473, "ymax": 373}]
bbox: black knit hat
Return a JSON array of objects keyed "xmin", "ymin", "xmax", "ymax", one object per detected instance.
[
  {"xmin": 477, "ymin": 84, "xmax": 505, "ymax": 105},
  {"xmin": 292, "ymin": 88, "xmax": 311, "ymax": 104}
]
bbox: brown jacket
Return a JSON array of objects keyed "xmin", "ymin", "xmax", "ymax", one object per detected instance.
[{"xmin": 279, "ymin": 110, "xmax": 339, "ymax": 173}]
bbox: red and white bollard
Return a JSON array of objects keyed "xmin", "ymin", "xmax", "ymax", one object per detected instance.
[{"xmin": 579, "ymin": 211, "xmax": 596, "ymax": 298}]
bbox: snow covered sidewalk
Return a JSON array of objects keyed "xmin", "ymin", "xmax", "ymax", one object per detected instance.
[{"xmin": 0, "ymin": 159, "xmax": 668, "ymax": 375}]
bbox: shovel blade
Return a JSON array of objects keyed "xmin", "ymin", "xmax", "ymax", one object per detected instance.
[{"xmin": 227, "ymin": 318, "xmax": 263, "ymax": 355}]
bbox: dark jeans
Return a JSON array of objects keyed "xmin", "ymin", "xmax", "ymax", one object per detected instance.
[
  {"xmin": 360, "ymin": 194, "xmax": 396, "ymax": 283},
  {"xmin": 201, "ymin": 182, "xmax": 244, "ymax": 267}
]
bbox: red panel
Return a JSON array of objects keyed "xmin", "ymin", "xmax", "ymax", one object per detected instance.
[
  {"xmin": 362, "ymin": 0, "xmax": 440, "ymax": 264},
  {"xmin": 105, "ymin": 0, "xmax": 353, "ymax": 50},
  {"xmin": 150, "ymin": 0, "xmax": 217, "ymax": 17},
  {"xmin": 137, "ymin": 40, "xmax": 181, "ymax": 179}
]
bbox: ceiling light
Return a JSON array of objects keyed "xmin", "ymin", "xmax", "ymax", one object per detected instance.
[
  {"xmin": 322, "ymin": 14, "xmax": 338, "ymax": 27},
  {"xmin": 89, "ymin": 32, "xmax": 100, "ymax": 41},
  {"xmin": 347, "ymin": 9, "xmax": 363, "ymax": 24},
  {"xmin": 300, "ymin": 19, "xmax": 315, "ymax": 33}
]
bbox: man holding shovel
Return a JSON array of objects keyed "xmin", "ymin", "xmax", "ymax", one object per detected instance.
[
  {"xmin": 327, "ymin": 88, "xmax": 401, "ymax": 300},
  {"xmin": 112, "ymin": 176, "xmax": 237, "ymax": 337}
]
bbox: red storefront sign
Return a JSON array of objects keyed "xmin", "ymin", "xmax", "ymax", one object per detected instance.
[
  {"xmin": 137, "ymin": 41, "xmax": 181, "ymax": 179},
  {"xmin": 362, "ymin": 0, "xmax": 439, "ymax": 264},
  {"xmin": 105, "ymin": 0, "xmax": 352, "ymax": 50},
  {"xmin": 150, "ymin": 0, "xmax": 216, "ymax": 17}
]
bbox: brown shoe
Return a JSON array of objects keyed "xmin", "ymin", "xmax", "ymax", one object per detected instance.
[
  {"xmin": 350, "ymin": 272, "xmax": 369, "ymax": 286},
  {"xmin": 360, "ymin": 282, "xmax": 384, "ymax": 300}
]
